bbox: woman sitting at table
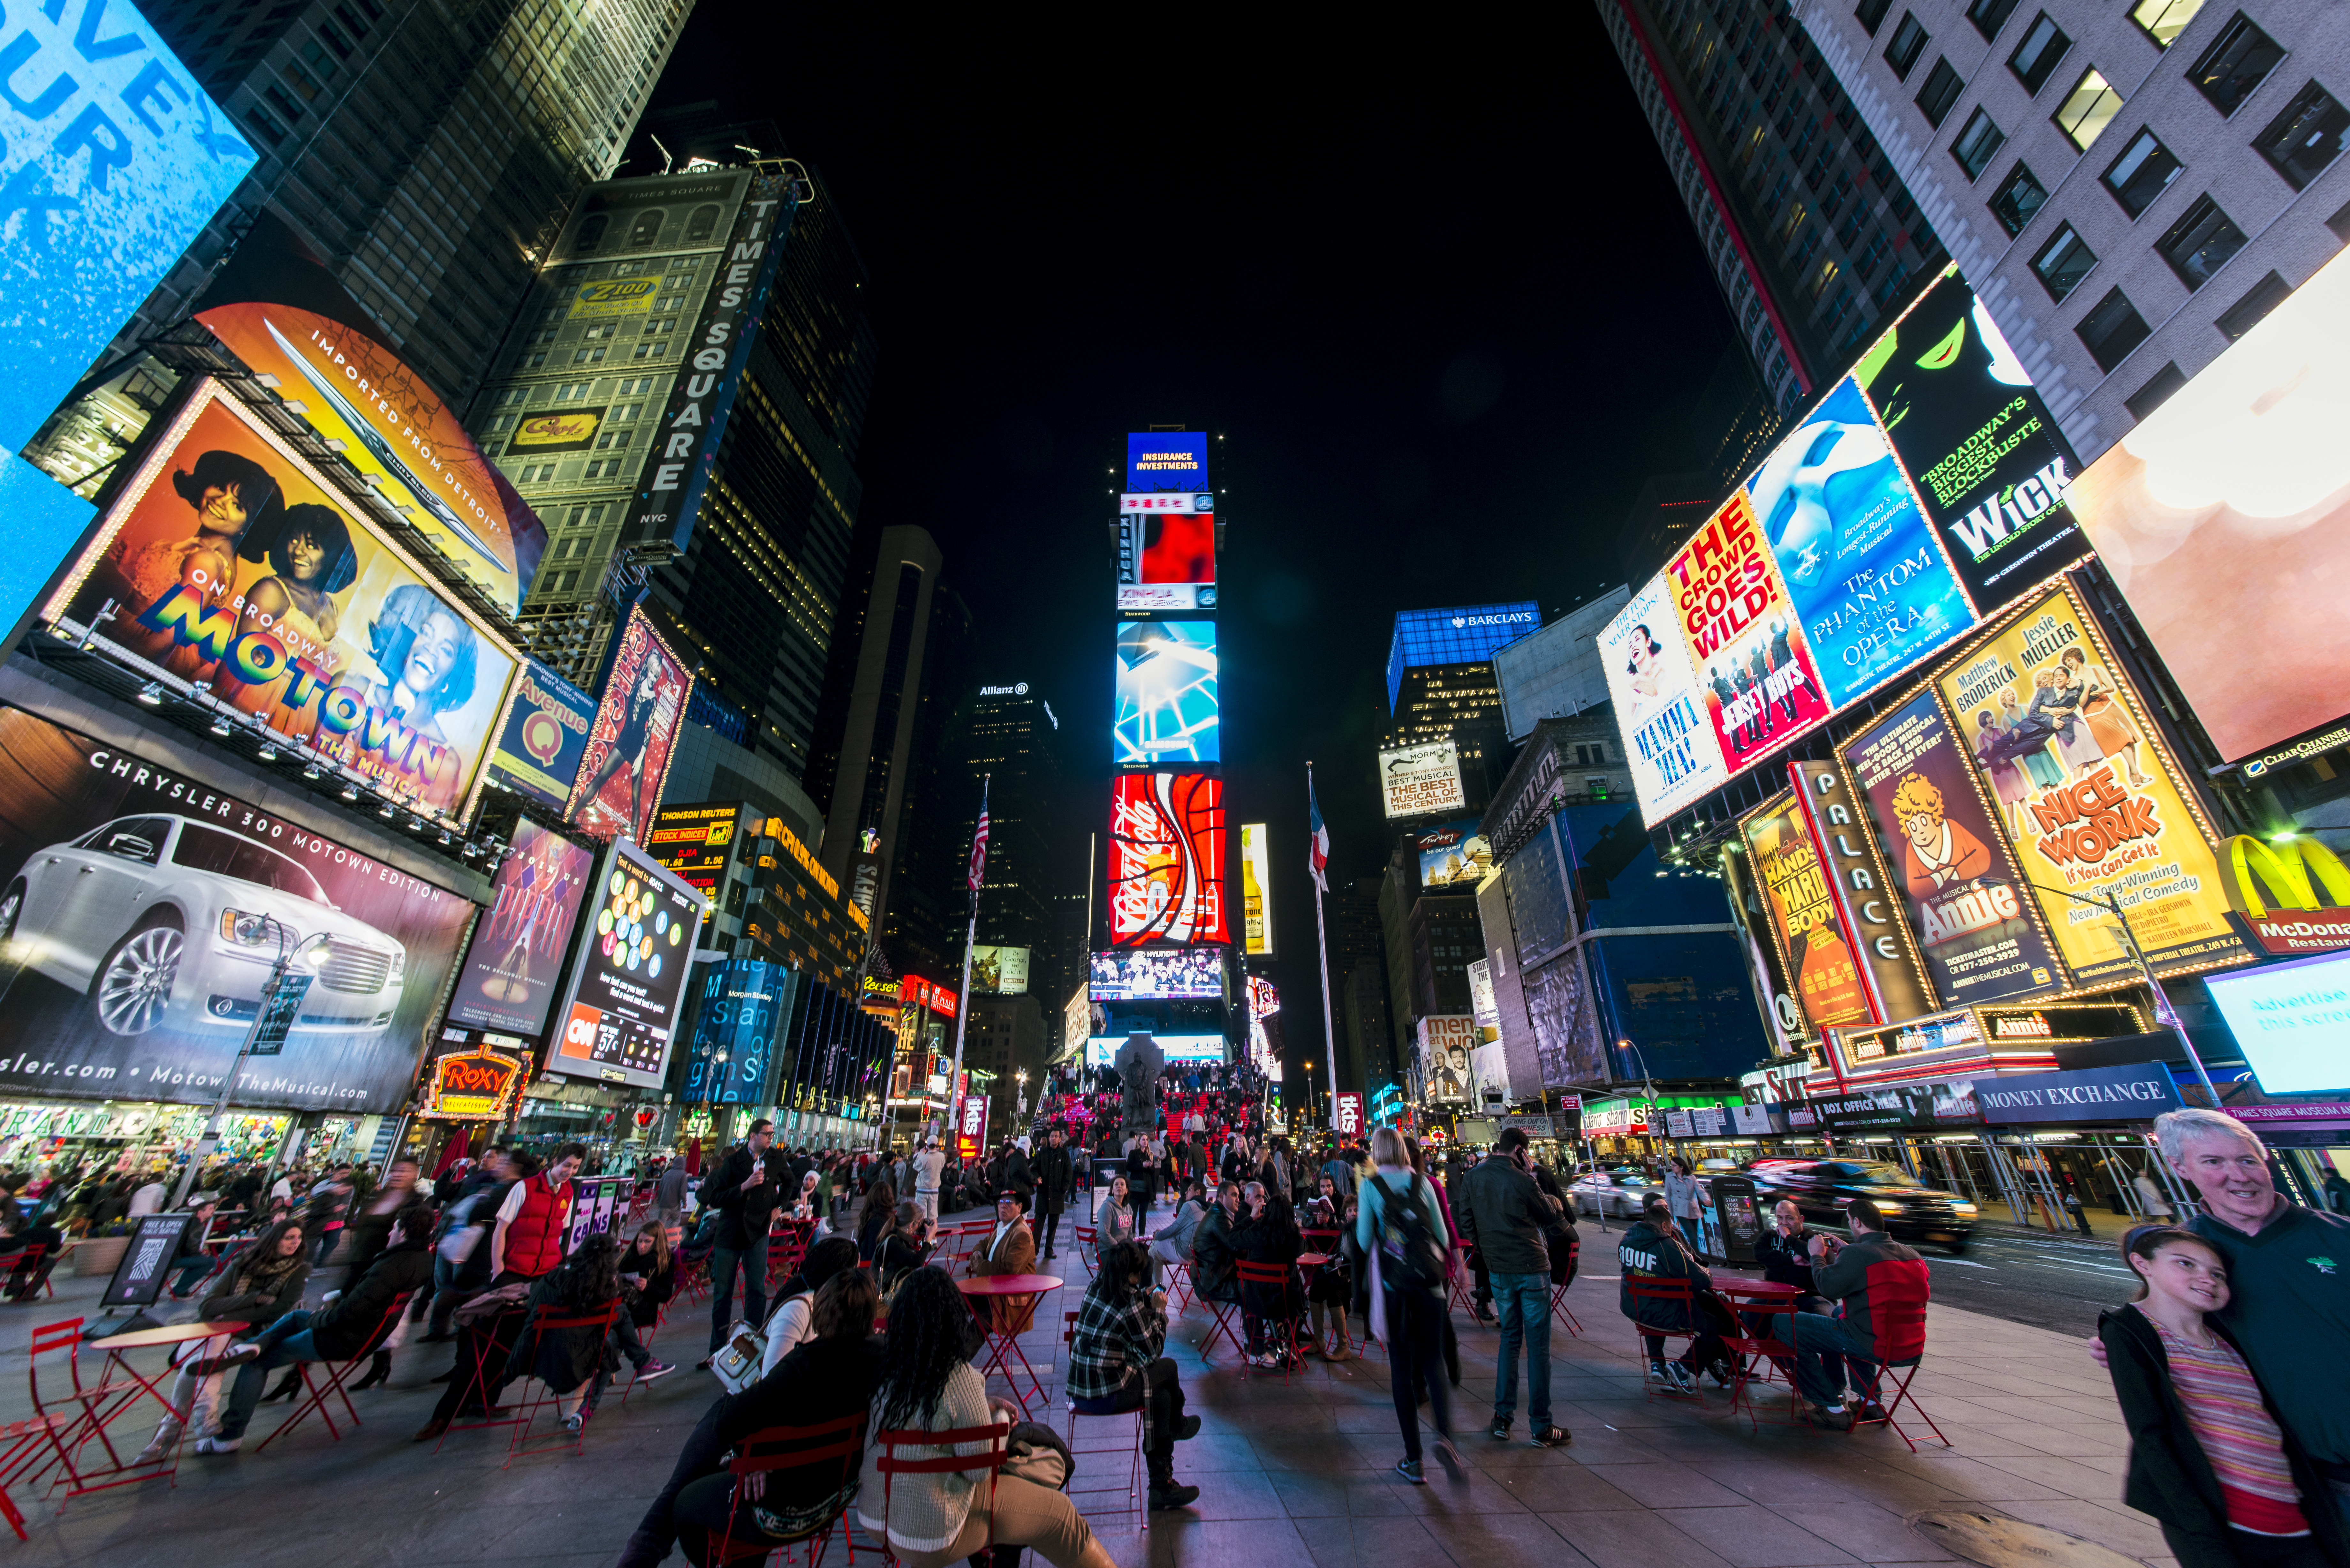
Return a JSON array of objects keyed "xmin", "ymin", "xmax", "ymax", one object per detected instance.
[
  {"xmin": 133, "ymin": 1217, "xmax": 309, "ymax": 1464},
  {"xmin": 614, "ymin": 1220, "xmax": 678, "ymax": 1384},
  {"xmin": 1095, "ymin": 1174, "xmax": 1142, "ymax": 1262},
  {"xmin": 761, "ymin": 1236, "xmax": 860, "ymax": 1376},
  {"xmin": 1234, "ymin": 1182, "xmax": 1304, "ymax": 1368},
  {"xmin": 619, "ymin": 1268, "xmax": 886, "ymax": 1568},
  {"xmin": 853, "ymin": 1267, "xmax": 1122, "ymax": 1568},
  {"xmin": 1068, "ymin": 1240, "xmax": 1200, "ymax": 1511}
]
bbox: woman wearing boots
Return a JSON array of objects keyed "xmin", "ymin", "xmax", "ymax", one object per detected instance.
[
  {"xmin": 134, "ymin": 1219, "xmax": 309, "ymax": 1463},
  {"xmin": 1068, "ymin": 1241, "xmax": 1202, "ymax": 1511}
]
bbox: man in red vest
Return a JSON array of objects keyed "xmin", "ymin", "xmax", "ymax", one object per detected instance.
[{"xmin": 490, "ymin": 1142, "xmax": 584, "ymax": 1282}]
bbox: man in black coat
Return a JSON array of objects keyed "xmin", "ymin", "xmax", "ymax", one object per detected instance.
[
  {"xmin": 697, "ymin": 1119, "xmax": 788, "ymax": 1362},
  {"xmin": 1034, "ymin": 1127, "xmax": 1074, "ymax": 1260}
]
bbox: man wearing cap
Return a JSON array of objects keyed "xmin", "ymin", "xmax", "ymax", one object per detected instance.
[{"xmin": 967, "ymin": 1189, "xmax": 1040, "ymax": 1333}]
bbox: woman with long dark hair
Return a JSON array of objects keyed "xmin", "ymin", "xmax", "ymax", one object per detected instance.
[
  {"xmin": 859, "ymin": 1178, "xmax": 899, "ymax": 1263},
  {"xmin": 132, "ymin": 1218, "xmax": 308, "ymax": 1463},
  {"xmin": 1068, "ymin": 1240, "xmax": 1200, "ymax": 1511},
  {"xmin": 614, "ymin": 1220, "xmax": 678, "ymax": 1384},
  {"xmin": 759, "ymin": 1235, "xmax": 859, "ymax": 1377},
  {"xmin": 876, "ymin": 1201, "xmax": 934, "ymax": 1295},
  {"xmin": 853, "ymin": 1268, "xmax": 1118, "ymax": 1568},
  {"xmin": 1235, "ymin": 1184, "xmax": 1304, "ymax": 1368},
  {"xmin": 507, "ymin": 1231, "xmax": 623, "ymax": 1433}
]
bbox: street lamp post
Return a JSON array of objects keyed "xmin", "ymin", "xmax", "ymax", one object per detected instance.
[
  {"xmin": 2024, "ymin": 881, "xmax": 2221, "ymax": 1106},
  {"xmin": 1618, "ymin": 1037, "xmax": 1659, "ymax": 1150},
  {"xmin": 172, "ymin": 929, "xmax": 335, "ymax": 1208}
]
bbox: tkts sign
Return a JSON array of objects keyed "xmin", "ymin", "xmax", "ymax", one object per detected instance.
[{"xmin": 423, "ymin": 1046, "xmax": 526, "ymax": 1121}]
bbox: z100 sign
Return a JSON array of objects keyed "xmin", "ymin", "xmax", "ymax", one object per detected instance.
[
  {"xmin": 1109, "ymin": 773, "xmax": 1228, "ymax": 946},
  {"xmin": 0, "ymin": 705, "xmax": 474, "ymax": 1112}
]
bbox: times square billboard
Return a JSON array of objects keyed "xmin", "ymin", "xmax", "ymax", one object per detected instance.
[{"xmin": 1603, "ymin": 266, "xmax": 2087, "ymax": 827}]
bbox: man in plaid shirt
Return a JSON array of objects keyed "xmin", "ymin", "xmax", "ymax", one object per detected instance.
[{"xmin": 1069, "ymin": 1240, "xmax": 1203, "ymax": 1511}]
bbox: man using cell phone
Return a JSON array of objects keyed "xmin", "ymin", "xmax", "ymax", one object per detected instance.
[{"xmin": 697, "ymin": 1118, "xmax": 788, "ymax": 1368}]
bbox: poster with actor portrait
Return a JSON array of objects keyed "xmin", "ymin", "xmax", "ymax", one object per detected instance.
[
  {"xmin": 44, "ymin": 382, "xmax": 517, "ymax": 821},
  {"xmin": 1665, "ymin": 491, "xmax": 1833, "ymax": 773},
  {"xmin": 565, "ymin": 607, "xmax": 693, "ymax": 843}
]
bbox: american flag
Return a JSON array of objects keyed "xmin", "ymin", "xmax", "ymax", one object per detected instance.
[
  {"xmin": 1307, "ymin": 768, "xmax": 1330, "ymax": 893},
  {"xmin": 967, "ymin": 778, "xmax": 991, "ymax": 892}
]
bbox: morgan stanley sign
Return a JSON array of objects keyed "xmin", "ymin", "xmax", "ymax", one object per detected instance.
[{"xmin": 1976, "ymin": 1062, "xmax": 2180, "ymax": 1125}]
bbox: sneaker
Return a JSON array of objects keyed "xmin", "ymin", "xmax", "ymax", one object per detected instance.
[
  {"xmin": 1490, "ymin": 1419, "xmax": 1513, "ymax": 1442},
  {"xmin": 562, "ymin": 1412, "xmax": 585, "ymax": 1435},
  {"xmin": 1529, "ymin": 1425, "xmax": 1572, "ymax": 1448},
  {"xmin": 190, "ymin": 1344, "xmax": 261, "ymax": 1378},
  {"xmin": 191, "ymin": 1435, "xmax": 241, "ymax": 1455},
  {"xmin": 635, "ymin": 1360, "xmax": 677, "ymax": 1383},
  {"xmin": 1850, "ymin": 1398, "xmax": 1889, "ymax": 1425},
  {"xmin": 1803, "ymin": 1403, "xmax": 1853, "ymax": 1431},
  {"xmin": 1433, "ymin": 1438, "xmax": 1464, "ymax": 1483},
  {"xmin": 1395, "ymin": 1457, "xmax": 1426, "ymax": 1485},
  {"xmin": 1663, "ymin": 1363, "xmax": 1699, "ymax": 1394}
]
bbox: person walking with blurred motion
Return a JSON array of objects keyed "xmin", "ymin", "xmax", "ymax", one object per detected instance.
[
  {"xmin": 1359, "ymin": 1125, "xmax": 1461, "ymax": 1485},
  {"xmin": 2101, "ymin": 1225, "xmax": 2348, "ymax": 1568}
]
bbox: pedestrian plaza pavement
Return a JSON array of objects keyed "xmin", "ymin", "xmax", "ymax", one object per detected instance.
[{"xmin": 0, "ymin": 1221, "xmax": 2171, "ymax": 1568}]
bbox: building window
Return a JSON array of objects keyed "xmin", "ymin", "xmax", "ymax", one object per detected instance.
[
  {"xmin": 2129, "ymin": 0, "xmax": 2205, "ymax": 49},
  {"xmin": 2126, "ymin": 362, "xmax": 2190, "ymax": 419},
  {"xmin": 2008, "ymin": 13, "xmax": 2072, "ymax": 94},
  {"xmin": 2076, "ymin": 287, "xmax": 2152, "ymax": 370},
  {"xmin": 2215, "ymin": 270, "xmax": 2292, "ymax": 338},
  {"xmin": 2055, "ymin": 69, "xmax": 2125, "ymax": 149},
  {"xmin": 2156, "ymin": 194, "xmax": 2248, "ymax": 288},
  {"xmin": 555, "ymin": 381, "xmax": 594, "ymax": 401},
  {"xmin": 2255, "ymin": 82, "xmax": 2350, "ymax": 189},
  {"xmin": 2189, "ymin": 14, "xmax": 2285, "ymax": 115},
  {"xmin": 1916, "ymin": 58, "xmax": 1966, "ymax": 125},
  {"xmin": 261, "ymin": 83, "xmax": 304, "ymax": 123},
  {"xmin": 243, "ymin": 103, "xmax": 287, "ymax": 146},
  {"xmin": 2102, "ymin": 128, "xmax": 2183, "ymax": 216},
  {"xmin": 1966, "ymin": 0, "xmax": 2019, "ymax": 39},
  {"xmin": 1885, "ymin": 13, "xmax": 1929, "ymax": 78},
  {"xmin": 1951, "ymin": 108, "xmax": 2007, "ymax": 178},
  {"xmin": 2032, "ymin": 224, "xmax": 2099, "ymax": 300},
  {"xmin": 1856, "ymin": 0, "xmax": 1893, "ymax": 34},
  {"xmin": 1990, "ymin": 161, "xmax": 2050, "ymax": 233},
  {"xmin": 572, "ymin": 346, "xmax": 607, "ymax": 365}
]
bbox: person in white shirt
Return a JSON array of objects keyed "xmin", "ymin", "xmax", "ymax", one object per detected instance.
[
  {"xmin": 913, "ymin": 1141, "xmax": 946, "ymax": 1223},
  {"xmin": 758, "ymin": 1236, "xmax": 859, "ymax": 1377},
  {"xmin": 128, "ymin": 1175, "xmax": 168, "ymax": 1217},
  {"xmin": 269, "ymin": 1173, "xmax": 294, "ymax": 1206}
]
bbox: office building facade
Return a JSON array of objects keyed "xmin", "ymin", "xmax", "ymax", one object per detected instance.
[
  {"xmin": 1789, "ymin": 0, "xmax": 2350, "ymax": 456},
  {"xmin": 1596, "ymin": 0, "xmax": 1952, "ymax": 410}
]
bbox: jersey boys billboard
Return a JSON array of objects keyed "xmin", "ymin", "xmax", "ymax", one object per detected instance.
[
  {"xmin": 45, "ymin": 382, "xmax": 519, "ymax": 821},
  {"xmin": 0, "ymin": 706, "xmax": 474, "ymax": 1111},
  {"xmin": 1108, "ymin": 772, "xmax": 1228, "ymax": 946}
]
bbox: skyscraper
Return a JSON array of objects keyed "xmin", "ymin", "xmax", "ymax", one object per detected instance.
[
  {"xmin": 1595, "ymin": 0, "xmax": 1951, "ymax": 411},
  {"xmin": 115, "ymin": 0, "xmax": 689, "ymax": 407}
]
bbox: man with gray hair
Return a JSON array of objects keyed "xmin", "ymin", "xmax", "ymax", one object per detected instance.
[{"xmin": 2095, "ymin": 1107, "xmax": 2350, "ymax": 1522}]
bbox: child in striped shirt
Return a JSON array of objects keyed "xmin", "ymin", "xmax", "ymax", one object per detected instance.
[{"xmin": 2099, "ymin": 1225, "xmax": 2346, "ymax": 1568}]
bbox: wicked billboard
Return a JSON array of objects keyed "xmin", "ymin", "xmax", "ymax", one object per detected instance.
[
  {"xmin": 0, "ymin": 706, "xmax": 475, "ymax": 1112},
  {"xmin": 43, "ymin": 382, "xmax": 521, "ymax": 822}
]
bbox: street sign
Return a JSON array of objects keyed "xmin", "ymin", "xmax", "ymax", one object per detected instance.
[{"xmin": 247, "ymin": 971, "xmax": 313, "ymax": 1057}]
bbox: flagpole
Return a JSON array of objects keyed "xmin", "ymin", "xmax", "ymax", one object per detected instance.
[
  {"xmin": 1309, "ymin": 763, "xmax": 1340, "ymax": 1132},
  {"xmin": 948, "ymin": 776, "xmax": 988, "ymax": 1150}
]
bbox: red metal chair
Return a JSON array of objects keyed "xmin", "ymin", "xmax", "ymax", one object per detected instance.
[
  {"xmin": 0, "ymin": 1415, "xmax": 66, "ymax": 1536},
  {"xmin": 255, "ymin": 1288, "xmax": 418, "ymax": 1450},
  {"xmin": 1549, "ymin": 1237, "xmax": 1583, "ymax": 1336},
  {"xmin": 1445, "ymin": 1241, "xmax": 1481, "ymax": 1319},
  {"xmin": 1847, "ymin": 1259, "xmax": 1949, "ymax": 1451},
  {"xmin": 701, "ymin": 1412, "xmax": 868, "ymax": 1567},
  {"xmin": 1625, "ymin": 1278, "xmax": 1705, "ymax": 1402},
  {"xmin": 1070, "ymin": 1226, "xmax": 1097, "ymax": 1278},
  {"xmin": 436, "ymin": 1303, "xmax": 533, "ymax": 1453},
  {"xmin": 1061, "ymin": 1312, "xmax": 1144, "ymax": 1530},
  {"xmin": 26, "ymin": 1316, "xmax": 158, "ymax": 1498},
  {"xmin": 1183, "ymin": 1265, "xmax": 1245, "ymax": 1362},
  {"xmin": 873, "ymin": 1419, "xmax": 1010, "ymax": 1559},
  {"xmin": 505, "ymin": 1300, "xmax": 624, "ymax": 1464},
  {"xmin": 1232, "ymin": 1261, "xmax": 1308, "ymax": 1383},
  {"xmin": 3, "ymin": 1245, "xmax": 57, "ymax": 1301},
  {"xmin": 1713, "ymin": 1286, "xmax": 1802, "ymax": 1430}
]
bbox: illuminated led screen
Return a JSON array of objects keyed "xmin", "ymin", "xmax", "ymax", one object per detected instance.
[
  {"xmin": 1090, "ymin": 947, "xmax": 1224, "ymax": 1000},
  {"xmin": 1113, "ymin": 621, "xmax": 1218, "ymax": 765}
]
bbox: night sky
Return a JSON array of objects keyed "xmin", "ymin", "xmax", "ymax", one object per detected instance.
[{"xmin": 653, "ymin": 12, "xmax": 1742, "ymax": 1069}]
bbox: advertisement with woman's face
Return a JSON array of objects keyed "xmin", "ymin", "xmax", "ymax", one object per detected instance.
[{"xmin": 45, "ymin": 384, "xmax": 518, "ymax": 820}]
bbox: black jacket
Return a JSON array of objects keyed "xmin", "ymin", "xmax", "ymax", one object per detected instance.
[
  {"xmin": 1233, "ymin": 1211, "xmax": 1302, "ymax": 1318},
  {"xmin": 701, "ymin": 1144, "xmax": 790, "ymax": 1251},
  {"xmin": 1457, "ymin": 1156, "xmax": 1558, "ymax": 1278},
  {"xmin": 1618, "ymin": 1217, "xmax": 1710, "ymax": 1332},
  {"xmin": 1003, "ymin": 1149, "xmax": 1035, "ymax": 1200},
  {"xmin": 311, "ymin": 1242, "xmax": 434, "ymax": 1361},
  {"xmin": 2099, "ymin": 1304, "xmax": 2349, "ymax": 1562},
  {"xmin": 1035, "ymin": 1145, "xmax": 1074, "ymax": 1207},
  {"xmin": 1755, "ymin": 1225, "xmax": 1821, "ymax": 1296},
  {"xmin": 199, "ymin": 1248, "xmax": 310, "ymax": 1333},
  {"xmin": 1193, "ymin": 1202, "xmax": 1241, "ymax": 1304},
  {"xmin": 508, "ymin": 1273, "xmax": 618, "ymax": 1394}
]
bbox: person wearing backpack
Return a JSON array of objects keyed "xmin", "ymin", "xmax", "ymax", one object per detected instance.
[{"xmin": 1355, "ymin": 1124, "xmax": 1462, "ymax": 1485}]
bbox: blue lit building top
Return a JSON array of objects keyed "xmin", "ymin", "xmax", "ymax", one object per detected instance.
[{"xmin": 1386, "ymin": 602, "xmax": 1541, "ymax": 711}]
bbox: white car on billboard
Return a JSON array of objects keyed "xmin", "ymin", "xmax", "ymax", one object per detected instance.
[{"xmin": 0, "ymin": 814, "xmax": 407, "ymax": 1040}]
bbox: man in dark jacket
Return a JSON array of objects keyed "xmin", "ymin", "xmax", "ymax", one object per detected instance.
[
  {"xmin": 196, "ymin": 1204, "xmax": 436, "ymax": 1452},
  {"xmin": 1755, "ymin": 1199, "xmax": 1826, "ymax": 1308},
  {"xmin": 1458, "ymin": 1128, "xmax": 1570, "ymax": 1445},
  {"xmin": 1003, "ymin": 1140, "xmax": 1036, "ymax": 1214},
  {"xmin": 1191, "ymin": 1181, "xmax": 1243, "ymax": 1305},
  {"xmin": 1618, "ymin": 1194, "xmax": 1727, "ymax": 1394},
  {"xmin": 1788, "ymin": 1198, "xmax": 1922, "ymax": 1428},
  {"xmin": 697, "ymin": 1119, "xmax": 788, "ymax": 1361},
  {"xmin": 1034, "ymin": 1127, "xmax": 1074, "ymax": 1260}
]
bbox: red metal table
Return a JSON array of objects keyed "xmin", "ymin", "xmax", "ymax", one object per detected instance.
[
  {"xmin": 957, "ymin": 1274, "xmax": 1061, "ymax": 1417},
  {"xmin": 49, "ymin": 1320, "xmax": 247, "ymax": 1499}
]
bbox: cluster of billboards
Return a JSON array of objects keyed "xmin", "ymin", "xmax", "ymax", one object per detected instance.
[
  {"xmin": 1605, "ymin": 267, "xmax": 2087, "ymax": 828},
  {"xmin": 548, "ymin": 837, "xmax": 706, "ymax": 1089},
  {"xmin": 1109, "ymin": 771, "xmax": 1228, "ymax": 946}
]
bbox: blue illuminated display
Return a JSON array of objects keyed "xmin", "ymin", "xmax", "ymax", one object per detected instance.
[
  {"xmin": 1113, "ymin": 620, "xmax": 1219, "ymax": 765},
  {"xmin": 1125, "ymin": 431, "xmax": 1210, "ymax": 493},
  {"xmin": 1386, "ymin": 601, "xmax": 1541, "ymax": 710}
]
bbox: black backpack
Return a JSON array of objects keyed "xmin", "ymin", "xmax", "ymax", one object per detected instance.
[{"xmin": 1370, "ymin": 1173, "xmax": 1445, "ymax": 1293}]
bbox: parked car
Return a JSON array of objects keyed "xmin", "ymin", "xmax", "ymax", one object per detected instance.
[
  {"xmin": 1744, "ymin": 1158, "xmax": 1978, "ymax": 1252},
  {"xmin": 1568, "ymin": 1168, "xmax": 1664, "ymax": 1220},
  {"xmin": 0, "ymin": 814, "xmax": 406, "ymax": 1041}
]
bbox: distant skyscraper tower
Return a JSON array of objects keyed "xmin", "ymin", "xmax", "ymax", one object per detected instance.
[
  {"xmin": 117, "ymin": 0, "xmax": 691, "ymax": 405},
  {"xmin": 1594, "ymin": 0, "xmax": 1948, "ymax": 410}
]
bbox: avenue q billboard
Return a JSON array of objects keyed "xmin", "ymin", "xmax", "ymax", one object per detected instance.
[{"xmin": 1601, "ymin": 265, "xmax": 2086, "ymax": 827}]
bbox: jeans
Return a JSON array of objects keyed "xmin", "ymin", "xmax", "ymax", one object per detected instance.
[
  {"xmin": 1790, "ymin": 1311, "xmax": 1876, "ymax": 1407},
  {"xmin": 1383, "ymin": 1286, "xmax": 1450, "ymax": 1462},
  {"xmin": 614, "ymin": 1312, "xmax": 653, "ymax": 1370},
  {"xmin": 1489, "ymin": 1271, "xmax": 1552, "ymax": 1429},
  {"xmin": 166, "ymin": 1253, "xmax": 214, "ymax": 1297},
  {"xmin": 214, "ymin": 1312, "xmax": 322, "ymax": 1440},
  {"xmin": 314, "ymin": 1227, "xmax": 341, "ymax": 1266},
  {"xmin": 708, "ymin": 1245, "xmax": 766, "ymax": 1354},
  {"xmin": 1675, "ymin": 1217, "xmax": 1702, "ymax": 1258}
]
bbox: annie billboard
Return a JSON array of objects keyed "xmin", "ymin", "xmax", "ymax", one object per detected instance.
[
  {"xmin": 0, "ymin": 705, "xmax": 474, "ymax": 1111},
  {"xmin": 45, "ymin": 382, "xmax": 519, "ymax": 821}
]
